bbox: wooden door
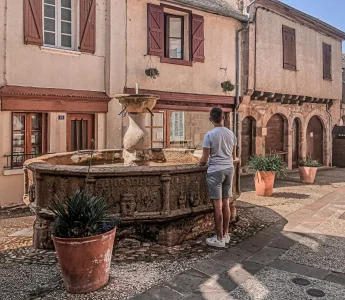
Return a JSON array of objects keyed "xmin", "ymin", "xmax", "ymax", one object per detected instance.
[
  {"xmin": 292, "ymin": 119, "xmax": 300, "ymax": 168},
  {"xmin": 307, "ymin": 116, "xmax": 324, "ymax": 164},
  {"xmin": 265, "ymin": 114, "xmax": 284, "ymax": 153},
  {"xmin": 67, "ymin": 114, "xmax": 95, "ymax": 152},
  {"xmin": 241, "ymin": 117, "xmax": 256, "ymax": 166}
]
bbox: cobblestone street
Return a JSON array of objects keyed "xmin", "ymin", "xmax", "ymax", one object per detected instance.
[{"xmin": 1, "ymin": 168, "xmax": 345, "ymax": 299}]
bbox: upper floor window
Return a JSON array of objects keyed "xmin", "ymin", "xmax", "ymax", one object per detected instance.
[
  {"xmin": 323, "ymin": 43, "xmax": 332, "ymax": 80},
  {"xmin": 165, "ymin": 15, "xmax": 184, "ymax": 59},
  {"xmin": 282, "ymin": 25, "xmax": 296, "ymax": 71},
  {"xmin": 24, "ymin": 0, "xmax": 96, "ymax": 54},
  {"xmin": 147, "ymin": 4, "xmax": 205, "ymax": 66},
  {"xmin": 43, "ymin": 0, "xmax": 74, "ymax": 49}
]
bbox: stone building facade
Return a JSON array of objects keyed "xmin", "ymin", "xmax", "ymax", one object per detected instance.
[{"xmin": 239, "ymin": 0, "xmax": 345, "ymax": 170}]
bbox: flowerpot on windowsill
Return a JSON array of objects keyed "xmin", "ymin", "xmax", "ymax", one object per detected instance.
[
  {"xmin": 254, "ymin": 171, "xmax": 276, "ymax": 197},
  {"xmin": 298, "ymin": 166, "xmax": 317, "ymax": 184}
]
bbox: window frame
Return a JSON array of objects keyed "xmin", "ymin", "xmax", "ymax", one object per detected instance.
[
  {"xmin": 164, "ymin": 14, "xmax": 185, "ymax": 60},
  {"xmin": 323, "ymin": 42, "xmax": 332, "ymax": 81},
  {"xmin": 43, "ymin": 0, "xmax": 75, "ymax": 50},
  {"xmin": 11, "ymin": 112, "xmax": 47, "ymax": 169},
  {"xmin": 282, "ymin": 25, "xmax": 297, "ymax": 71}
]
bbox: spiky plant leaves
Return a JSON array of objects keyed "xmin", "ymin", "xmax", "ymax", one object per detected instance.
[
  {"xmin": 246, "ymin": 154, "xmax": 287, "ymax": 178},
  {"xmin": 299, "ymin": 155, "xmax": 320, "ymax": 167},
  {"xmin": 50, "ymin": 190, "xmax": 120, "ymax": 238}
]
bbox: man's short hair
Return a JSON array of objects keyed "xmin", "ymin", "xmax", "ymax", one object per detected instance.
[{"xmin": 210, "ymin": 108, "xmax": 223, "ymax": 123}]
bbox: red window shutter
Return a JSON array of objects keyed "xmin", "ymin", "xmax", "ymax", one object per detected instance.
[
  {"xmin": 23, "ymin": 0, "xmax": 43, "ymax": 46},
  {"xmin": 191, "ymin": 14, "xmax": 205, "ymax": 63},
  {"xmin": 147, "ymin": 4, "xmax": 164, "ymax": 57},
  {"xmin": 282, "ymin": 25, "xmax": 296, "ymax": 70},
  {"xmin": 323, "ymin": 43, "xmax": 332, "ymax": 80},
  {"xmin": 79, "ymin": 0, "xmax": 96, "ymax": 54}
]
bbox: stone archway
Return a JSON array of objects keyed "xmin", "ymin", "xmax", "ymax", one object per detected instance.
[
  {"xmin": 306, "ymin": 116, "xmax": 324, "ymax": 164},
  {"xmin": 265, "ymin": 114, "xmax": 288, "ymax": 163},
  {"xmin": 241, "ymin": 116, "xmax": 256, "ymax": 167}
]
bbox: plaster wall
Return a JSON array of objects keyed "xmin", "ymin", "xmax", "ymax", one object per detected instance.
[
  {"xmin": 4, "ymin": 0, "xmax": 106, "ymax": 91},
  {"xmin": 253, "ymin": 8, "xmax": 342, "ymax": 100},
  {"xmin": 126, "ymin": 0, "xmax": 242, "ymax": 96}
]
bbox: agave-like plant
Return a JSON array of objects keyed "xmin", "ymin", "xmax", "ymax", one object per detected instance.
[
  {"xmin": 50, "ymin": 190, "xmax": 120, "ymax": 238},
  {"xmin": 246, "ymin": 154, "xmax": 287, "ymax": 178},
  {"xmin": 299, "ymin": 156, "xmax": 320, "ymax": 168}
]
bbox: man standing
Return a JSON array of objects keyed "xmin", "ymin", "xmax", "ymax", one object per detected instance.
[{"xmin": 199, "ymin": 108, "xmax": 237, "ymax": 248}]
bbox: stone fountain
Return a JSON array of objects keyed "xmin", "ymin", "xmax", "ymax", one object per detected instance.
[{"xmin": 23, "ymin": 94, "xmax": 240, "ymax": 249}]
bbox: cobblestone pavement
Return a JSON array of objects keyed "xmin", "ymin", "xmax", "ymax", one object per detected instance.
[{"xmin": 1, "ymin": 168, "xmax": 345, "ymax": 299}]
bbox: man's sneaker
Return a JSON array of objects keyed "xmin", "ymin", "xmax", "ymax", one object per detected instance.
[
  {"xmin": 206, "ymin": 235, "xmax": 225, "ymax": 248},
  {"xmin": 224, "ymin": 234, "xmax": 230, "ymax": 244}
]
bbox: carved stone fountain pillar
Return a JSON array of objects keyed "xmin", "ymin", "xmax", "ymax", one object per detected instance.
[{"xmin": 115, "ymin": 94, "xmax": 159, "ymax": 166}]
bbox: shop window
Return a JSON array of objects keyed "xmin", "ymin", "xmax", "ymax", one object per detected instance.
[{"xmin": 10, "ymin": 113, "xmax": 47, "ymax": 168}]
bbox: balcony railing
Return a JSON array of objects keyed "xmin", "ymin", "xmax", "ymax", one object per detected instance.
[{"xmin": 3, "ymin": 153, "xmax": 51, "ymax": 170}]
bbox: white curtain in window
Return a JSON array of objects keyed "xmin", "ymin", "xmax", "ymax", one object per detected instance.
[{"xmin": 170, "ymin": 112, "xmax": 185, "ymax": 142}]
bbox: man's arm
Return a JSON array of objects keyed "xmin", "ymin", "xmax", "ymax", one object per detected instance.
[
  {"xmin": 232, "ymin": 146, "xmax": 236, "ymax": 161},
  {"xmin": 199, "ymin": 147, "xmax": 211, "ymax": 166}
]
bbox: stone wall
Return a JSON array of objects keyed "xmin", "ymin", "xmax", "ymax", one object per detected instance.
[{"xmin": 238, "ymin": 99, "xmax": 332, "ymax": 169}]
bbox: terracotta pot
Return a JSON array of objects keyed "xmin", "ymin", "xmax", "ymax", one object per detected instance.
[
  {"xmin": 52, "ymin": 227, "xmax": 116, "ymax": 294},
  {"xmin": 254, "ymin": 171, "xmax": 275, "ymax": 197},
  {"xmin": 299, "ymin": 166, "xmax": 317, "ymax": 184}
]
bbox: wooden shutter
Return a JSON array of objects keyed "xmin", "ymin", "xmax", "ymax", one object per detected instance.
[
  {"xmin": 323, "ymin": 43, "xmax": 332, "ymax": 80},
  {"xmin": 79, "ymin": 0, "xmax": 96, "ymax": 54},
  {"xmin": 282, "ymin": 25, "xmax": 296, "ymax": 70},
  {"xmin": 191, "ymin": 14, "xmax": 205, "ymax": 63},
  {"xmin": 147, "ymin": 4, "xmax": 164, "ymax": 56},
  {"xmin": 24, "ymin": 0, "xmax": 43, "ymax": 46}
]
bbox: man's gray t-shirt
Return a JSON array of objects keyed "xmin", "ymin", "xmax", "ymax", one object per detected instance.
[{"xmin": 202, "ymin": 127, "xmax": 237, "ymax": 173}]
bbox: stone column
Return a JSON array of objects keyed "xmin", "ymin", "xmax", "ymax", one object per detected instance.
[{"xmin": 160, "ymin": 174, "xmax": 171, "ymax": 215}]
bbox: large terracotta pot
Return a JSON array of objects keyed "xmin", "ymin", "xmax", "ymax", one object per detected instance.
[
  {"xmin": 299, "ymin": 166, "xmax": 317, "ymax": 184},
  {"xmin": 52, "ymin": 227, "xmax": 116, "ymax": 294},
  {"xmin": 254, "ymin": 171, "xmax": 275, "ymax": 197}
]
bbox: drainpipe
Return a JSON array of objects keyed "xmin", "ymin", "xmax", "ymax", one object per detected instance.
[
  {"xmin": 326, "ymin": 103, "xmax": 333, "ymax": 167},
  {"xmin": 234, "ymin": 0, "xmax": 257, "ymax": 149}
]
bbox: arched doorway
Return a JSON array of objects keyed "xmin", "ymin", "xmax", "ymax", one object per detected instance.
[
  {"xmin": 306, "ymin": 116, "xmax": 324, "ymax": 164},
  {"xmin": 265, "ymin": 114, "xmax": 287, "ymax": 163},
  {"xmin": 292, "ymin": 118, "xmax": 301, "ymax": 168},
  {"xmin": 241, "ymin": 116, "xmax": 256, "ymax": 166}
]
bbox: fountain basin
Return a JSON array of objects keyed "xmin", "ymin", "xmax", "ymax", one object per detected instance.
[{"xmin": 23, "ymin": 149, "xmax": 240, "ymax": 249}]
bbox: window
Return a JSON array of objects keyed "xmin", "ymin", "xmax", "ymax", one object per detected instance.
[
  {"xmin": 147, "ymin": 4, "xmax": 205, "ymax": 65},
  {"xmin": 282, "ymin": 25, "xmax": 296, "ymax": 71},
  {"xmin": 323, "ymin": 43, "xmax": 332, "ymax": 80},
  {"xmin": 165, "ymin": 15, "xmax": 184, "ymax": 59},
  {"xmin": 67, "ymin": 114, "xmax": 95, "ymax": 151},
  {"xmin": 170, "ymin": 112, "xmax": 185, "ymax": 142},
  {"xmin": 43, "ymin": 0, "xmax": 73, "ymax": 49},
  {"xmin": 12, "ymin": 113, "xmax": 47, "ymax": 168}
]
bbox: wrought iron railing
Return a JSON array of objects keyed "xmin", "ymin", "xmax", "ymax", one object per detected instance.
[{"xmin": 3, "ymin": 153, "xmax": 51, "ymax": 170}]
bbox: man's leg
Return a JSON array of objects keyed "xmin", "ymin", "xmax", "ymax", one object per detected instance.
[
  {"xmin": 212, "ymin": 199, "xmax": 223, "ymax": 240},
  {"xmin": 222, "ymin": 198, "xmax": 230, "ymax": 236}
]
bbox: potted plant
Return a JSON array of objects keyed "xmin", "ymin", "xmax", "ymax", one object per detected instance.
[
  {"xmin": 298, "ymin": 156, "xmax": 320, "ymax": 184},
  {"xmin": 246, "ymin": 154, "xmax": 287, "ymax": 197},
  {"xmin": 50, "ymin": 190, "xmax": 120, "ymax": 294},
  {"xmin": 221, "ymin": 80, "xmax": 235, "ymax": 93},
  {"xmin": 145, "ymin": 67, "xmax": 160, "ymax": 79}
]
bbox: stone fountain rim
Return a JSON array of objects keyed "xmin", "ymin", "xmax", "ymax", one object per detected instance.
[{"xmin": 114, "ymin": 94, "xmax": 160, "ymax": 99}]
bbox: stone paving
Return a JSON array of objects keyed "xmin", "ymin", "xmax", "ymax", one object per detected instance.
[
  {"xmin": 1, "ymin": 168, "xmax": 345, "ymax": 299},
  {"xmin": 131, "ymin": 171, "xmax": 345, "ymax": 300}
]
